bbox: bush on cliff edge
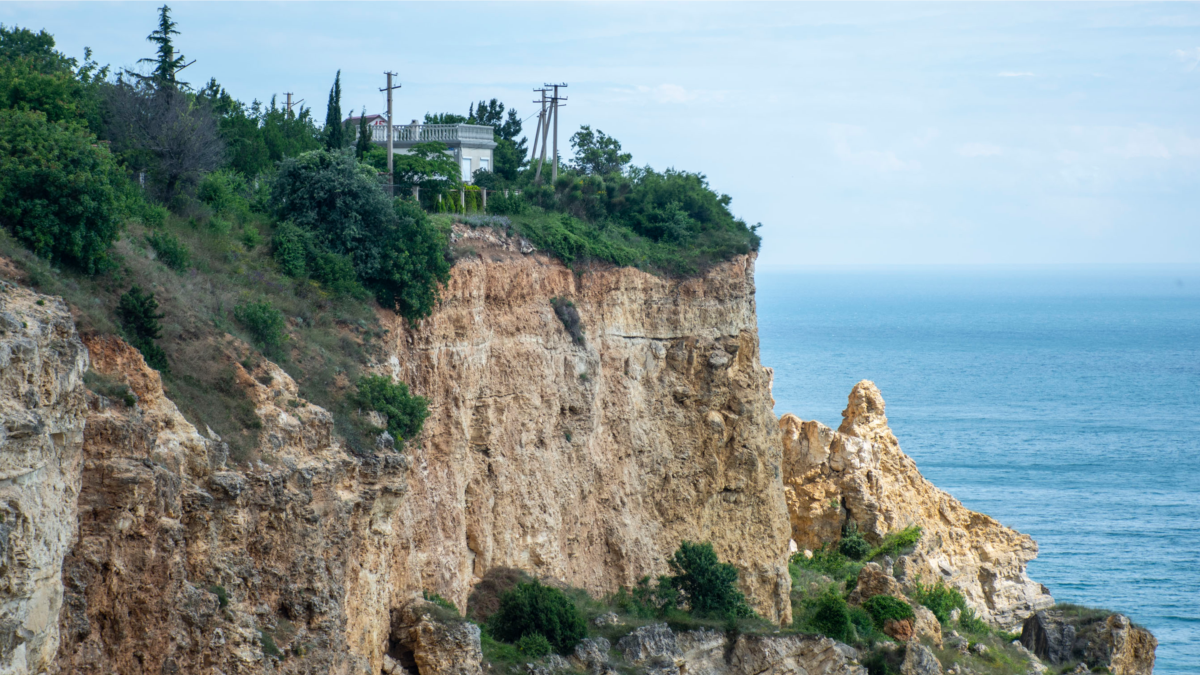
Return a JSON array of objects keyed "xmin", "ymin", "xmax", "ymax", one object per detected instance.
[{"xmin": 488, "ymin": 580, "xmax": 587, "ymax": 655}]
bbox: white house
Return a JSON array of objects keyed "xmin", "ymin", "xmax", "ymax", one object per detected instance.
[{"xmin": 362, "ymin": 119, "xmax": 496, "ymax": 184}]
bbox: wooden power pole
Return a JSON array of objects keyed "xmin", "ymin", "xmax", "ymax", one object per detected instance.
[
  {"xmin": 545, "ymin": 83, "xmax": 568, "ymax": 182},
  {"xmin": 532, "ymin": 88, "xmax": 550, "ymax": 184},
  {"xmin": 380, "ymin": 72, "xmax": 401, "ymax": 196}
]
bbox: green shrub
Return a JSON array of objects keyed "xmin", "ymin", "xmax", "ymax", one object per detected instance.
[
  {"xmin": 259, "ymin": 629, "xmax": 281, "ymax": 658},
  {"xmin": 489, "ymin": 580, "xmax": 587, "ymax": 655},
  {"xmin": 487, "ymin": 191, "xmax": 528, "ymax": 215},
  {"xmin": 958, "ymin": 606, "xmax": 989, "ymax": 635},
  {"xmin": 234, "ymin": 299, "xmax": 287, "ymax": 355},
  {"xmin": 550, "ymin": 297, "xmax": 584, "ymax": 345},
  {"xmin": 667, "ymin": 541, "xmax": 753, "ymax": 619},
  {"xmin": 0, "ymin": 109, "xmax": 121, "ymax": 273},
  {"xmin": 272, "ymin": 220, "xmax": 309, "ymax": 277},
  {"xmin": 117, "ymin": 286, "xmax": 169, "ymax": 372},
  {"xmin": 270, "ymin": 152, "xmax": 449, "ymax": 319},
  {"xmin": 516, "ymin": 632, "xmax": 553, "ymax": 658},
  {"xmin": 862, "ymin": 595, "xmax": 915, "ymax": 629},
  {"xmin": 209, "ymin": 585, "xmax": 229, "ymax": 608},
  {"xmin": 198, "ymin": 169, "xmax": 248, "ymax": 214},
  {"xmin": 83, "ymin": 370, "xmax": 137, "ymax": 407},
  {"xmin": 910, "ymin": 578, "xmax": 967, "ymax": 625},
  {"xmin": 807, "ymin": 591, "xmax": 853, "ymax": 643},
  {"xmin": 792, "ymin": 545, "xmax": 862, "ymax": 584},
  {"xmin": 838, "ymin": 524, "xmax": 872, "ymax": 562},
  {"xmin": 146, "ymin": 230, "xmax": 190, "ymax": 271},
  {"xmin": 868, "ymin": 526, "xmax": 922, "ymax": 560},
  {"xmin": 848, "ymin": 605, "xmax": 877, "ymax": 640},
  {"xmin": 240, "ymin": 223, "xmax": 262, "ymax": 250},
  {"xmin": 423, "ymin": 590, "xmax": 458, "ymax": 615},
  {"xmin": 352, "ymin": 375, "xmax": 429, "ymax": 442}
]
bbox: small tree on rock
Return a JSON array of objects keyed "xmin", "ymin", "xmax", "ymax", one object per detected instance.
[{"xmin": 667, "ymin": 541, "xmax": 753, "ymax": 619}]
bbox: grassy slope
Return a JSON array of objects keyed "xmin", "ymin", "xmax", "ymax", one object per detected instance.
[{"xmin": 0, "ymin": 207, "xmax": 384, "ymax": 462}]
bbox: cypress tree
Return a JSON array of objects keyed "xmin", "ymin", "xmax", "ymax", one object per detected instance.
[
  {"xmin": 355, "ymin": 107, "xmax": 371, "ymax": 159},
  {"xmin": 324, "ymin": 70, "xmax": 344, "ymax": 150}
]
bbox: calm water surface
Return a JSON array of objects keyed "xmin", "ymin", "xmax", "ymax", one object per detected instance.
[{"xmin": 756, "ymin": 268, "xmax": 1200, "ymax": 674}]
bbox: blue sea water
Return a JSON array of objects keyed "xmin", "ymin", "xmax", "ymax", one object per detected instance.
[{"xmin": 756, "ymin": 267, "xmax": 1200, "ymax": 674}]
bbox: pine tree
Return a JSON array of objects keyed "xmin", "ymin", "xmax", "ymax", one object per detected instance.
[
  {"xmin": 138, "ymin": 5, "xmax": 192, "ymax": 89},
  {"xmin": 355, "ymin": 107, "xmax": 371, "ymax": 159},
  {"xmin": 324, "ymin": 70, "xmax": 344, "ymax": 150}
]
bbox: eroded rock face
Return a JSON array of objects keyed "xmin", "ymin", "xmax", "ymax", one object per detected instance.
[
  {"xmin": 780, "ymin": 381, "xmax": 1054, "ymax": 629},
  {"xmin": 379, "ymin": 243, "xmax": 793, "ymax": 623},
  {"xmin": 0, "ymin": 284, "xmax": 88, "ymax": 675},
  {"xmin": 54, "ymin": 335, "xmax": 410, "ymax": 674},
  {"xmin": 1020, "ymin": 609, "xmax": 1156, "ymax": 675}
]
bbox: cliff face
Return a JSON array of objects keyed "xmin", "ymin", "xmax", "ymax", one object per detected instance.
[
  {"xmin": 376, "ymin": 230, "xmax": 793, "ymax": 627},
  {"xmin": 780, "ymin": 381, "xmax": 1054, "ymax": 629},
  {"xmin": 31, "ymin": 235, "xmax": 791, "ymax": 674},
  {"xmin": 0, "ymin": 283, "xmax": 88, "ymax": 675},
  {"xmin": 0, "ymin": 232, "xmax": 1116, "ymax": 674}
]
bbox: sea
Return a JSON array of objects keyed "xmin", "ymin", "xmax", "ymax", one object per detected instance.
[{"xmin": 756, "ymin": 267, "xmax": 1200, "ymax": 674}]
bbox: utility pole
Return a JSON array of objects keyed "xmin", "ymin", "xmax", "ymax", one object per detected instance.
[
  {"xmin": 545, "ymin": 83, "xmax": 567, "ymax": 182},
  {"xmin": 531, "ymin": 88, "xmax": 550, "ymax": 184},
  {"xmin": 380, "ymin": 72, "xmax": 401, "ymax": 197},
  {"xmin": 284, "ymin": 92, "xmax": 304, "ymax": 118}
]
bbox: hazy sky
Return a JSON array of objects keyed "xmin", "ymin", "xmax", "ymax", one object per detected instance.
[{"xmin": 4, "ymin": 2, "xmax": 1198, "ymax": 267}]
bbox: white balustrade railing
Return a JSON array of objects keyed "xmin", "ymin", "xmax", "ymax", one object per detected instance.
[{"xmin": 368, "ymin": 123, "xmax": 495, "ymax": 144}]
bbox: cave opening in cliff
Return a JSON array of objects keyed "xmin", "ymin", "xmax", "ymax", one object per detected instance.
[{"xmin": 386, "ymin": 635, "xmax": 420, "ymax": 675}]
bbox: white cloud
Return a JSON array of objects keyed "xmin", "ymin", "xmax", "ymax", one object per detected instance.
[
  {"xmin": 828, "ymin": 124, "xmax": 920, "ymax": 172},
  {"xmin": 957, "ymin": 142, "xmax": 1004, "ymax": 158},
  {"xmin": 997, "ymin": 71, "xmax": 1035, "ymax": 78},
  {"xmin": 1175, "ymin": 47, "xmax": 1200, "ymax": 72}
]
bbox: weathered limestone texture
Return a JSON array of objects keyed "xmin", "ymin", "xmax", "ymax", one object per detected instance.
[
  {"xmin": 780, "ymin": 381, "xmax": 1054, "ymax": 629},
  {"xmin": 0, "ymin": 284, "xmax": 88, "ymax": 675},
  {"xmin": 380, "ymin": 236, "xmax": 793, "ymax": 624},
  {"xmin": 55, "ymin": 335, "xmax": 411, "ymax": 674}
]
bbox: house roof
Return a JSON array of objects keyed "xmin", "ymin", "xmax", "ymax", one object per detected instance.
[{"xmin": 346, "ymin": 114, "xmax": 388, "ymax": 125}]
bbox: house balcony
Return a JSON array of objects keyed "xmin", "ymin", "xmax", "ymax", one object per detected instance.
[{"xmin": 369, "ymin": 123, "xmax": 496, "ymax": 148}]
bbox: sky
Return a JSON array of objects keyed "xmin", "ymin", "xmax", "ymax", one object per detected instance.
[{"xmin": 3, "ymin": 2, "xmax": 1198, "ymax": 267}]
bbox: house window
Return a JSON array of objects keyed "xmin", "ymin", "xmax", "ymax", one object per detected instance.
[
  {"xmin": 480, "ymin": 157, "xmax": 490, "ymax": 172},
  {"xmin": 461, "ymin": 157, "xmax": 472, "ymax": 182}
]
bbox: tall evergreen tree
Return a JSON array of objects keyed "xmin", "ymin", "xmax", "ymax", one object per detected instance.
[
  {"xmin": 355, "ymin": 107, "xmax": 372, "ymax": 159},
  {"xmin": 324, "ymin": 70, "xmax": 344, "ymax": 150},
  {"xmin": 138, "ymin": 5, "xmax": 192, "ymax": 89}
]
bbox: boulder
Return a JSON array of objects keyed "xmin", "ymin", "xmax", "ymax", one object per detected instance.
[
  {"xmin": 912, "ymin": 605, "xmax": 943, "ymax": 649},
  {"xmin": 1020, "ymin": 611, "xmax": 1075, "ymax": 665},
  {"xmin": 945, "ymin": 632, "xmax": 969, "ymax": 655},
  {"xmin": 847, "ymin": 563, "xmax": 906, "ymax": 605},
  {"xmin": 884, "ymin": 619, "xmax": 915, "ymax": 642},
  {"xmin": 572, "ymin": 637, "xmax": 612, "ymax": 673},
  {"xmin": 617, "ymin": 624, "xmax": 680, "ymax": 665},
  {"xmin": 901, "ymin": 640, "xmax": 943, "ymax": 675}
]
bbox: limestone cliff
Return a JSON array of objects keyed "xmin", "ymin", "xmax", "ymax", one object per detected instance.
[
  {"xmin": 780, "ymin": 381, "xmax": 1054, "ymax": 629},
  {"xmin": 0, "ymin": 283, "xmax": 88, "ymax": 675},
  {"xmin": 0, "ymin": 229, "xmax": 1145, "ymax": 675},
  {"xmin": 376, "ymin": 229, "xmax": 792, "ymax": 629},
  {"xmin": 16, "ymin": 234, "xmax": 793, "ymax": 674}
]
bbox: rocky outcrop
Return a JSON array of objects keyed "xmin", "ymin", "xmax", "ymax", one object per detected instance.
[
  {"xmin": 0, "ymin": 283, "xmax": 88, "ymax": 675},
  {"xmin": 900, "ymin": 641, "xmax": 941, "ymax": 675},
  {"xmin": 780, "ymin": 381, "xmax": 1054, "ymax": 629},
  {"xmin": 54, "ymin": 334, "xmax": 411, "ymax": 674},
  {"xmin": 607, "ymin": 622, "xmax": 867, "ymax": 675},
  {"xmin": 1020, "ymin": 609, "xmax": 1156, "ymax": 675},
  {"xmin": 379, "ymin": 238, "xmax": 792, "ymax": 623},
  {"xmin": 388, "ymin": 600, "xmax": 482, "ymax": 675}
]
